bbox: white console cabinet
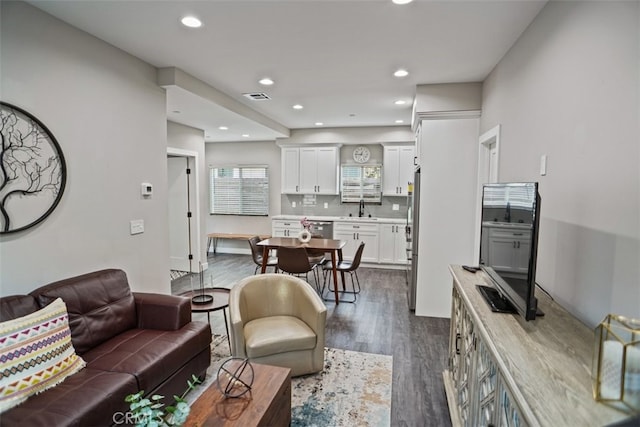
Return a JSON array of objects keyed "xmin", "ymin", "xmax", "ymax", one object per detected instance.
[{"xmin": 444, "ymin": 265, "xmax": 627, "ymax": 427}]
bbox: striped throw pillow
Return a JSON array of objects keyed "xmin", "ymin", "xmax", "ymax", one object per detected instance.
[{"xmin": 0, "ymin": 297, "xmax": 86, "ymax": 412}]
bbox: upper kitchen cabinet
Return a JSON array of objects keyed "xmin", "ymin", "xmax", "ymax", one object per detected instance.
[
  {"xmin": 281, "ymin": 146, "xmax": 339, "ymax": 195},
  {"xmin": 382, "ymin": 145, "xmax": 415, "ymax": 196},
  {"xmin": 300, "ymin": 147, "xmax": 339, "ymax": 194},
  {"xmin": 281, "ymin": 147, "xmax": 301, "ymax": 193}
]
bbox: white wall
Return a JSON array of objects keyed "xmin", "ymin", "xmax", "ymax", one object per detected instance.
[
  {"xmin": 0, "ymin": 2, "xmax": 170, "ymax": 295},
  {"xmin": 205, "ymin": 140, "xmax": 281, "ymax": 253},
  {"xmin": 412, "ymin": 83, "xmax": 482, "ymax": 318},
  {"xmin": 282, "ymin": 126, "xmax": 414, "ymax": 145},
  {"xmin": 481, "ymin": 0, "xmax": 640, "ymax": 326},
  {"xmin": 415, "ymin": 118, "xmax": 480, "ymax": 318},
  {"xmin": 167, "ymin": 122, "xmax": 207, "ymax": 268}
]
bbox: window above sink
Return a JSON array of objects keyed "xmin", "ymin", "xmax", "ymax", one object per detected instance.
[{"xmin": 340, "ymin": 165, "xmax": 382, "ymax": 204}]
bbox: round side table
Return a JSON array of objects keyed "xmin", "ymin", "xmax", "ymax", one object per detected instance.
[{"xmin": 179, "ymin": 287, "xmax": 230, "ymax": 351}]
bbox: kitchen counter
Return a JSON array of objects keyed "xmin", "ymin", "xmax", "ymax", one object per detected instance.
[
  {"xmin": 272, "ymin": 215, "xmax": 405, "ymax": 224},
  {"xmin": 481, "ymin": 221, "xmax": 532, "ymax": 230}
]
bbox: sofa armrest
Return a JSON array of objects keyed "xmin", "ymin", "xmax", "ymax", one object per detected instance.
[{"xmin": 133, "ymin": 292, "xmax": 191, "ymax": 330}]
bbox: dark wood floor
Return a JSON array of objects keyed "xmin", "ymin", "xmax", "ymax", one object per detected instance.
[{"xmin": 171, "ymin": 254, "xmax": 452, "ymax": 427}]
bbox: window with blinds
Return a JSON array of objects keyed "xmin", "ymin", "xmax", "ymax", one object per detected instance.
[
  {"xmin": 340, "ymin": 165, "xmax": 382, "ymax": 203},
  {"xmin": 210, "ymin": 166, "xmax": 269, "ymax": 216},
  {"xmin": 483, "ymin": 183, "xmax": 536, "ymax": 209}
]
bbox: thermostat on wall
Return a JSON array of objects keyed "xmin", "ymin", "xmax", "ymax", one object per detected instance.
[{"xmin": 141, "ymin": 183, "xmax": 153, "ymax": 197}]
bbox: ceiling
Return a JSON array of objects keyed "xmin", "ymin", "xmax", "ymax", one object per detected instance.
[{"xmin": 29, "ymin": 0, "xmax": 547, "ymax": 142}]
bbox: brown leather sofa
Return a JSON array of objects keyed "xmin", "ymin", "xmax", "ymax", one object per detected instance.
[{"xmin": 0, "ymin": 269, "xmax": 211, "ymax": 427}]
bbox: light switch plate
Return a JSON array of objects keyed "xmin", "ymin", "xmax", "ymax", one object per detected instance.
[
  {"xmin": 324, "ymin": 202, "xmax": 328, "ymax": 209},
  {"xmin": 540, "ymin": 155, "xmax": 548, "ymax": 176},
  {"xmin": 130, "ymin": 219, "xmax": 144, "ymax": 235},
  {"xmin": 392, "ymin": 204, "xmax": 399, "ymax": 211},
  {"xmin": 292, "ymin": 201, "xmax": 296, "ymax": 208}
]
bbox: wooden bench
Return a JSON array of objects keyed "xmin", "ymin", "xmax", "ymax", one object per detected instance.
[{"xmin": 207, "ymin": 233, "xmax": 271, "ymax": 254}]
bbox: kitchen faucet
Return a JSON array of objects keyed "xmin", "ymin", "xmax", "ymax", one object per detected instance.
[
  {"xmin": 504, "ymin": 201, "xmax": 511, "ymax": 223},
  {"xmin": 359, "ymin": 199, "xmax": 365, "ymax": 217}
]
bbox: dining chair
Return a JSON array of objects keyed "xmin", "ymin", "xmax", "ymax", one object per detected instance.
[
  {"xmin": 248, "ymin": 236, "xmax": 278, "ymax": 274},
  {"xmin": 276, "ymin": 246, "xmax": 321, "ymax": 292},
  {"xmin": 306, "ymin": 234, "xmax": 327, "ymax": 273},
  {"xmin": 322, "ymin": 241, "xmax": 365, "ymax": 303}
]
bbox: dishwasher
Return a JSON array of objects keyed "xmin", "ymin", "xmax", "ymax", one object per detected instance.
[{"xmin": 308, "ymin": 221, "xmax": 333, "ymax": 239}]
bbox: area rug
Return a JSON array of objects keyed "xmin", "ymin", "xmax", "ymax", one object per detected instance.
[{"xmin": 192, "ymin": 334, "xmax": 392, "ymax": 426}]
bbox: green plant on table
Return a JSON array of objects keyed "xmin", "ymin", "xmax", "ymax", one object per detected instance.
[{"xmin": 124, "ymin": 374, "xmax": 202, "ymax": 426}]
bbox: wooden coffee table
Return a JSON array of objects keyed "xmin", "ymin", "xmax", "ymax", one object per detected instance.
[{"xmin": 186, "ymin": 362, "xmax": 291, "ymax": 426}]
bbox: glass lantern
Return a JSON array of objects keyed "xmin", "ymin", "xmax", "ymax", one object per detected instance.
[
  {"xmin": 592, "ymin": 314, "xmax": 640, "ymax": 414},
  {"xmin": 190, "ymin": 262, "xmax": 213, "ymax": 305}
]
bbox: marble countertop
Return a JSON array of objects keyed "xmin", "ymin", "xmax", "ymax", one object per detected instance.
[
  {"xmin": 273, "ymin": 215, "xmax": 406, "ymax": 224},
  {"xmin": 481, "ymin": 221, "xmax": 532, "ymax": 230}
]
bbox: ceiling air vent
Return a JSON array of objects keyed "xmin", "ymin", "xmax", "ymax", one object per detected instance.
[{"xmin": 243, "ymin": 92, "xmax": 271, "ymax": 101}]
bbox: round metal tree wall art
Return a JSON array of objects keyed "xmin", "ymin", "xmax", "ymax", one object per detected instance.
[{"xmin": 0, "ymin": 102, "xmax": 66, "ymax": 234}]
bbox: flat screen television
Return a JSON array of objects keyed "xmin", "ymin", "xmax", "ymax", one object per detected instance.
[{"xmin": 477, "ymin": 182, "xmax": 543, "ymax": 321}]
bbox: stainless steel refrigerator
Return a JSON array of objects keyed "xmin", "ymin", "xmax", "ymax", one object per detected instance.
[{"xmin": 407, "ymin": 167, "xmax": 420, "ymax": 310}]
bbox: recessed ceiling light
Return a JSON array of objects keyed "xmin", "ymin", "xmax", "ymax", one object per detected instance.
[
  {"xmin": 218, "ymin": 126, "xmax": 228, "ymax": 130},
  {"xmin": 292, "ymin": 104, "xmax": 304, "ymax": 110},
  {"xmin": 242, "ymin": 134, "xmax": 250, "ymax": 138},
  {"xmin": 394, "ymin": 100, "xmax": 407, "ymax": 105},
  {"xmin": 315, "ymin": 122, "xmax": 324, "ymax": 126},
  {"xmin": 395, "ymin": 119, "xmax": 404, "ymax": 124},
  {"xmin": 394, "ymin": 69, "xmax": 409, "ymax": 78},
  {"xmin": 258, "ymin": 77, "xmax": 274, "ymax": 86},
  {"xmin": 181, "ymin": 16, "xmax": 202, "ymax": 28},
  {"xmin": 392, "ymin": 0, "xmax": 414, "ymax": 5}
]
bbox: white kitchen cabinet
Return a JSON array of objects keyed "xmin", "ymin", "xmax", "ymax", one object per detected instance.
[
  {"xmin": 282, "ymin": 146, "xmax": 339, "ymax": 194},
  {"xmin": 281, "ymin": 147, "xmax": 301, "ymax": 193},
  {"xmin": 482, "ymin": 225, "xmax": 531, "ymax": 275},
  {"xmin": 378, "ymin": 222, "xmax": 408, "ymax": 265},
  {"xmin": 383, "ymin": 145, "xmax": 415, "ymax": 196},
  {"xmin": 272, "ymin": 219, "xmax": 302, "ymax": 238},
  {"xmin": 333, "ymin": 221, "xmax": 379, "ymax": 263}
]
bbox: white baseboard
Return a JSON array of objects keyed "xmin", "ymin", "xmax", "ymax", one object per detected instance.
[{"xmin": 209, "ymin": 247, "xmax": 252, "ymax": 255}]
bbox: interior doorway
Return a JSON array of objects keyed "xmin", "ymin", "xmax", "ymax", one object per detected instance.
[
  {"xmin": 167, "ymin": 148, "xmax": 201, "ymax": 278},
  {"xmin": 473, "ymin": 124, "xmax": 501, "ymax": 262}
]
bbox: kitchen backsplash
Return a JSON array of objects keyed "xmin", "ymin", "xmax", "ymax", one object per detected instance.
[{"xmin": 280, "ymin": 194, "xmax": 408, "ymax": 219}]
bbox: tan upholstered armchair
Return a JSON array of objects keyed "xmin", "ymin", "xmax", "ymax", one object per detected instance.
[{"xmin": 229, "ymin": 273, "xmax": 327, "ymax": 377}]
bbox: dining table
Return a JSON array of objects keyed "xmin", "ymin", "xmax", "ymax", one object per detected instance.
[{"xmin": 256, "ymin": 237, "xmax": 347, "ymax": 304}]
